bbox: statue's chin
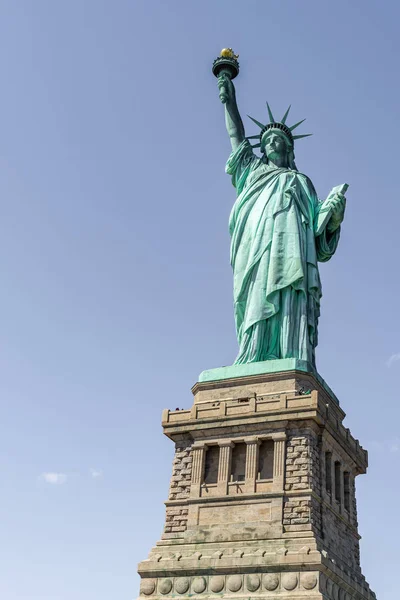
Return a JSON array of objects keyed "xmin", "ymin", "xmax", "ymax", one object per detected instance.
[{"xmin": 267, "ymin": 152, "xmax": 283, "ymax": 161}]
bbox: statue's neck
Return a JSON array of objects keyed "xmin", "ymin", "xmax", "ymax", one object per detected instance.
[{"xmin": 267, "ymin": 157, "xmax": 289, "ymax": 169}]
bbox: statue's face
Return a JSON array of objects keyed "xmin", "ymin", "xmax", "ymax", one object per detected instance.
[{"xmin": 263, "ymin": 132, "xmax": 287, "ymax": 160}]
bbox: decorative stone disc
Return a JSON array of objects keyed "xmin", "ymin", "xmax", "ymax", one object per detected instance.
[
  {"xmin": 301, "ymin": 572, "xmax": 318, "ymax": 590},
  {"xmin": 227, "ymin": 575, "xmax": 242, "ymax": 592},
  {"xmin": 192, "ymin": 577, "xmax": 207, "ymax": 594},
  {"xmin": 246, "ymin": 574, "xmax": 260, "ymax": 592},
  {"xmin": 210, "ymin": 576, "xmax": 225, "ymax": 593},
  {"xmin": 282, "ymin": 573, "xmax": 298, "ymax": 591},
  {"xmin": 140, "ymin": 579, "xmax": 156, "ymax": 596},
  {"xmin": 159, "ymin": 579, "xmax": 172, "ymax": 595},
  {"xmin": 175, "ymin": 578, "xmax": 190, "ymax": 594},
  {"xmin": 263, "ymin": 573, "xmax": 279, "ymax": 591}
]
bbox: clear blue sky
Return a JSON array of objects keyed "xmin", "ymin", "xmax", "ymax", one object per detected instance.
[{"xmin": 0, "ymin": 2, "xmax": 398, "ymax": 599}]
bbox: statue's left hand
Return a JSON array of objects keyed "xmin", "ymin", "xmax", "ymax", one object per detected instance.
[{"xmin": 327, "ymin": 193, "xmax": 346, "ymax": 233}]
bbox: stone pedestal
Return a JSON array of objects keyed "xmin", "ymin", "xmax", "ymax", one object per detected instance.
[{"xmin": 137, "ymin": 363, "xmax": 376, "ymax": 600}]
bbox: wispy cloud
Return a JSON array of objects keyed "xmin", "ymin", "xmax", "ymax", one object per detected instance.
[
  {"xmin": 386, "ymin": 353, "xmax": 400, "ymax": 368},
  {"xmin": 41, "ymin": 472, "xmax": 67, "ymax": 485},
  {"xmin": 90, "ymin": 468, "xmax": 103, "ymax": 479},
  {"xmin": 40, "ymin": 469, "xmax": 103, "ymax": 483}
]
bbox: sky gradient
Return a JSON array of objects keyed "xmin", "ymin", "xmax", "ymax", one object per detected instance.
[{"xmin": 0, "ymin": 2, "xmax": 398, "ymax": 599}]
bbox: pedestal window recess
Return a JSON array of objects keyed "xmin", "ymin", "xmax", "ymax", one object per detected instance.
[
  {"xmin": 258, "ymin": 440, "xmax": 274, "ymax": 480},
  {"xmin": 230, "ymin": 443, "xmax": 246, "ymax": 482},
  {"xmin": 325, "ymin": 451, "xmax": 332, "ymax": 494},
  {"xmin": 344, "ymin": 471, "xmax": 350, "ymax": 512},
  {"xmin": 335, "ymin": 461, "xmax": 341, "ymax": 503},
  {"xmin": 203, "ymin": 445, "xmax": 219, "ymax": 484}
]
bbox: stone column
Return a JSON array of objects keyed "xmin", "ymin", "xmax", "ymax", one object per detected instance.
[
  {"xmin": 348, "ymin": 474, "xmax": 354, "ymax": 523},
  {"xmin": 272, "ymin": 434, "xmax": 286, "ymax": 492},
  {"xmin": 334, "ymin": 459, "xmax": 342, "ymax": 513},
  {"xmin": 190, "ymin": 443, "xmax": 206, "ymax": 498},
  {"xmin": 325, "ymin": 450, "xmax": 333, "ymax": 500},
  {"xmin": 244, "ymin": 437, "xmax": 260, "ymax": 493},
  {"xmin": 340, "ymin": 464, "xmax": 345, "ymax": 515},
  {"xmin": 217, "ymin": 441, "xmax": 233, "ymax": 495},
  {"xmin": 351, "ymin": 476, "xmax": 358, "ymax": 528}
]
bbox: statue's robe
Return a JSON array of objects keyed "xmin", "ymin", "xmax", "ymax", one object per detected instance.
[{"xmin": 226, "ymin": 140, "xmax": 340, "ymax": 365}]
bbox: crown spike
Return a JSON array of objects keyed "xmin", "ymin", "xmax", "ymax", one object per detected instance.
[
  {"xmin": 281, "ymin": 105, "xmax": 291, "ymax": 124},
  {"xmin": 289, "ymin": 118, "xmax": 306, "ymax": 132},
  {"xmin": 266, "ymin": 102, "xmax": 275, "ymax": 123},
  {"xmin": 247, "ymin": 115, "xmax": 265, "ymax": 129},
  {"xmin": 251, "ymin": 143, "xmax": 261, "ymax": 148},
  {"xmin": 292, "ymin": 133, "xmax": 312, "ymax": 140},
  {"xmin": 246, "ymin": 135, "xmax": 261, "ymax": 140}
]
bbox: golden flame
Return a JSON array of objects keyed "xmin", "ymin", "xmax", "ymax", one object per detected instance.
[{"xmin": 220, "ymin": 48, "xmax": 238, "ymax": 59}]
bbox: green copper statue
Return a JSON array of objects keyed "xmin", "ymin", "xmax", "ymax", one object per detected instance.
[{"xmin": 213, "ymin": 50, "xmax": 347, "ymax": 366}]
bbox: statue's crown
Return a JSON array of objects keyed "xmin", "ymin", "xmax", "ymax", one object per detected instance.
[{"xmin": 246, "ymin": 104, "xmax": 312, "ymax": 149}]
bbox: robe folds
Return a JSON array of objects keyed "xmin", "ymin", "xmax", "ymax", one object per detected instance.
[{"xmin": 226, "ymin": 140, "xmax": 340, "ymax": 366}]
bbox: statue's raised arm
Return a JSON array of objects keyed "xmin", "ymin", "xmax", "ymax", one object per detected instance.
[
  {"xmin": 217, "ymin": 74, "xmax": 245, "ymax": 152},
  {"xmin": 212, "ymin": 49, "xmax": 245, "ymax": 152}
]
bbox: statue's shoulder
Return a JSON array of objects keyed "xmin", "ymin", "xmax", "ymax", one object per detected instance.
[
  {"xmin": 292, "ymin": 169, "xmax": 311, "ymax": 182},
  {"xmin": 292, "ymin": 171, "xmax": 317, "ymax": 195},
  {"xmin": 227, "ymin": 139, "xmax": 259, "ymax": 172}
]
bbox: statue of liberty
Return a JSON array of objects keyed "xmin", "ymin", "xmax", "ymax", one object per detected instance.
[{"xmin": 215, "ymin": 54, "xmax": 346, "ymax": 367}]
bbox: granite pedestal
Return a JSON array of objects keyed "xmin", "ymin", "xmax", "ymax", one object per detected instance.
[{"xmin": 137, "ymin": 361, "xmax": 376, "ymax": 600}]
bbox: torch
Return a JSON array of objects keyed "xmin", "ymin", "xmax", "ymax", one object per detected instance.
[{"xmin": 212, "ymin": 48, "xmax": 239, "ymax": 103}]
